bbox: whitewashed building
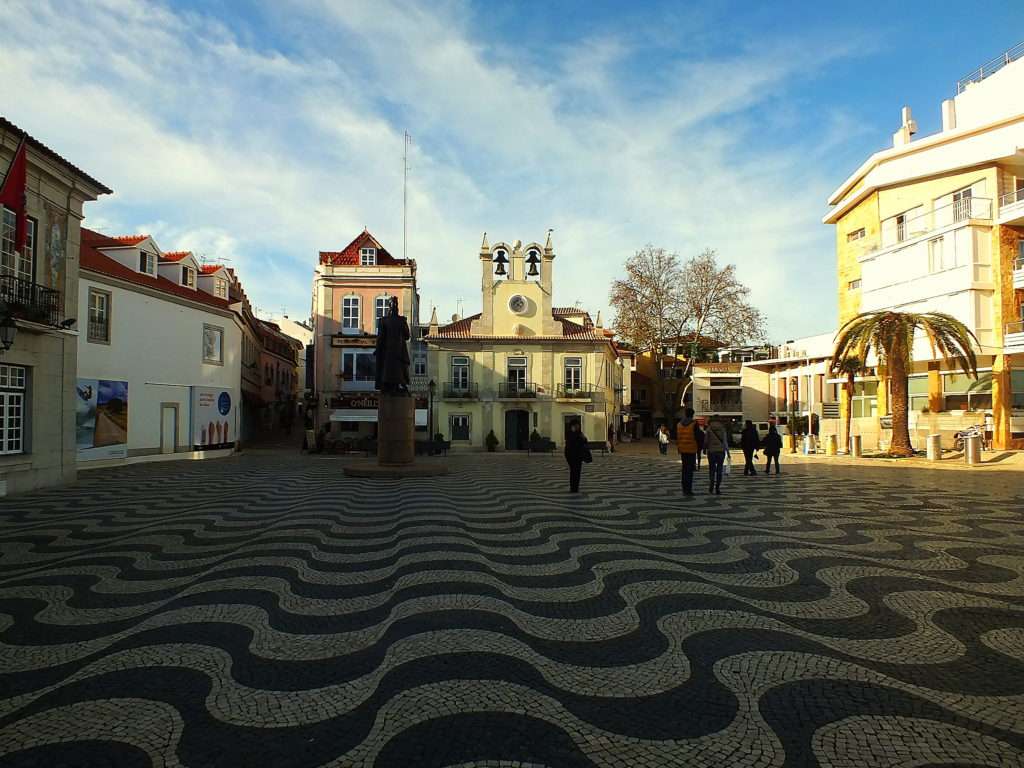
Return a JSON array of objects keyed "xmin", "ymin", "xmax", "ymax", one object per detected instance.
[{"xmin": 76, "ymin": 229, "xmax": 242, "ymax": 465}]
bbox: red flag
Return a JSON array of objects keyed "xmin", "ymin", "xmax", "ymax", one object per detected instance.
[{"xmin": 0, "ymin": 137, "xmax": 28, "ymax": 254}]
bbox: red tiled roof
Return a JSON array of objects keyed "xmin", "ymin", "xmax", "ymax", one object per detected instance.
[
  {"xmin": 1, "ymin": 116, "xmax": 112, "ymax": 194},
  {"xmin": 200, "ymin": 264, "xmax": 224, "ymax": 274},
  {"xmin": 160, "ymin": 251, "xmax": 191, "ymax": 263},
  {"xmin": 80, "ymin": 228, "xmax": 231, "ymax": 312},
  {"xmin": 109, "ymin": 235, "xmax": 149, "ymax": 246},
  {"xmin": 319, "ymin": 229, "xmax": 409, "ymax": 266}
]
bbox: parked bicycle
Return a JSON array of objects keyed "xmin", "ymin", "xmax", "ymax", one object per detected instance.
[{"xmin": 953, "ymin": 424, "xmax": 990, "ymax": 452}]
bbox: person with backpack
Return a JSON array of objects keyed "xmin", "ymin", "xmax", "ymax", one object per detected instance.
[
  {"xmin": 762, "ymin": 424, "xmax": 783, "ymax": 474},
  {"xmin": 657, "ymin": 424, "xmax": 671, "ymax": 455},
  {"xmin": 564, "ymin": 420, "xmax": 592, "ymax": 492},
  {"xmin": 675, "ymin": 407, "xmax": 703, "ymax": 497},
  {"xmin": 704, "ymin": 416, "xmax": 730, "ymax": 495},
  {"xmin": 740, "ymin": 420, "xmax": 759, "ymax": 476}
]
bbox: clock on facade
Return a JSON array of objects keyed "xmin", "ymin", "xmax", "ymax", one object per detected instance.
[{"xmin": 508, "ymin": 294, "xmax": 528, "ymax": 314}]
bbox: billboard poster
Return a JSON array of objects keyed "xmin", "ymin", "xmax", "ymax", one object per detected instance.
[
  {"xmin": 76, "ymin": 378, "xmax": 129, "ymax": 460},
  {"xmin": 192, "ymin": 386, "xmax": 235, "ymax": 449}
]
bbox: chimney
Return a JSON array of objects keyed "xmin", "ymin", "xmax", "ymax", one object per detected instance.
[
  {"xmin": 941, "ymin": 99, "xmax": 957, "ymax": 131},
  {"xmin": 892, "ymin": 105, "xmax": 918, "ymax": 147}
]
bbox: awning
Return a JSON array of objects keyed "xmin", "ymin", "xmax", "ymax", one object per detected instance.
[{"xmin": 331, "ymin": 408, "xmax": 429, "ymax": 426}]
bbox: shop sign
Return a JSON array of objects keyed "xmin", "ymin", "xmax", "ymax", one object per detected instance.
[
  {"xmin": 329, "ymin": 393, "xmax": 428, "ymax": 409},
  {"xmin": 331, "ymin": 335, "xmax": 376, "ymax": 348},
  {"xmin": 701, "ymin": 362, "xmax": 742, "ymax": 374}
]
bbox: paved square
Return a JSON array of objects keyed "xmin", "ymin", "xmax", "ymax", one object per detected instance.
[{"xmin": 1, "ymin": 450, "xmax": 1023, "ymax": 767}]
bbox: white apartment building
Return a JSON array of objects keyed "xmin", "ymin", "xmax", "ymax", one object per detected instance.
[{"xmin": 77, "ymin": 229, "xmax": 242, "ymax": 465}]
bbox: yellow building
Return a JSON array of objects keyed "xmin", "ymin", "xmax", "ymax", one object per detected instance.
[
  {"xmin": 824, "ymin": 43, "xmax": 1024, "ymax": 449},
  {"xmin": 425, "ymin": 233, "xmax": 625, "ymax": 450}
]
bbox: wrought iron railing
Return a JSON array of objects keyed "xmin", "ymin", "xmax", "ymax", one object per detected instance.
[
  {"xmin": 498, "ymin": 381, "xmax": 538, "ymax": 398},
  {"xmin": 443, "ymin": 382, "xmax": 479, "ymax": 399},
  {"xmin": 87, "ymin": 320, "xmax": 109, "ymax": 342},
  {"xmin": 556, "ymin": 384, "xmax": 594, "ymax": 399},
  {"xmin": 699, "ymin": 398, "xmax": 743, "ymax": 412},
  {"xmin": 0, "ymin": 274, "xmax": 62, "ymax": 326}
]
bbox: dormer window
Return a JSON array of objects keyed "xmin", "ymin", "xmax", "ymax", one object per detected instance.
[
  {"xmin": 214, "ymin": 279, "xmax": 228, "ymax": 299},
  {"xmin": 181, "ymin": 266, "xmax": 196, "ymax": 288},
  {"xmin": 139, "ymin": 251, "xmax": 156, "ymax": 275},
  {"xmin": 360, "ymin": 247, "xmax": 376, "ymax": 266}
]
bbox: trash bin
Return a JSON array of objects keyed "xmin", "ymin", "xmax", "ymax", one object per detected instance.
[
  {"xmin": 803, "ymin": 435, "xmax": 817, "ymax": 454},
  {"xmin": 926, "ymin": 434, "xmax": 942, "ymax": 461},
  {"xmin": 849, "ymin": 435, "xmax": 862, "ymax": 457},
  {"xmin": 965, "ymin": 435, "xmax": 982, "ymax": 465},
  {"xmin": 825, "ymin": 434, "xmax": 838, "ymax": 456}
]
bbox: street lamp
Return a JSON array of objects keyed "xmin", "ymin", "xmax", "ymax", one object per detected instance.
[
  {"xmin": 427, "ymin": 379, "xmax": 436, "ymax": 442},
  {"xmin": 0, "ymin": 303, "xmax": 17, "ymax": 353}
]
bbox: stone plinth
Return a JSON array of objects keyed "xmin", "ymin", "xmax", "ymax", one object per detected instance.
[{"xmin": 377, "ymin": 393, "xmax": 415, "ymax": 466}]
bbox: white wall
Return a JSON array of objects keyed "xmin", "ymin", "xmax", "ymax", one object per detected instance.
[
  {"xmin": 77, "ymin": 276, "xmax": 242, "ymax": 457},
  {"xmin": 954, "ymin": 56, "xmax": 1024, "ymax": 132}
]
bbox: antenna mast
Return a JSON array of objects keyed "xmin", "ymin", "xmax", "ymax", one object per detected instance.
[{"xmin": 403, "ymin": 131, "xmax": 411, "ymax": 261}]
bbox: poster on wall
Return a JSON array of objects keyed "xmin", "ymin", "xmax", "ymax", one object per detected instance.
[
  {"xmin": 75, "ymin": 379, "xmax": 129, "ymax": 461},
  {"xmin": 192, "ymin": 386, "xmax": 235, "ymax": 449}
]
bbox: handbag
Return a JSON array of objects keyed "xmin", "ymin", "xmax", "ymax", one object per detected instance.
[
  {"xmin": 582, "ymin": 445, "xmax": 593, "ymax": 463},
  {"xmin": 723, "ymin": 452, "xmax": 732, "ymax": 475}
]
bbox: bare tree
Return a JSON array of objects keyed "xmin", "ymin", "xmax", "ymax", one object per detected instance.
[{"xmin": 610, "ymin": 246, "xmax": 766, "ymax": 421}]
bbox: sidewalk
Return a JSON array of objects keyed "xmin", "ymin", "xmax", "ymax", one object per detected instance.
[{"xmin": 615, "ymin": 437, "xmax": 1024, "ymax": 471}]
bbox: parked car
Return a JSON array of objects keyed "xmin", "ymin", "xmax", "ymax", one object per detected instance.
[{"xmin": 755, "ymin": 421, "xmax": 788, "ymax": 442}]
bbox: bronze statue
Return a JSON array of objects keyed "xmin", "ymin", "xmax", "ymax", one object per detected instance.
[{"xmin": 374, "ymin": 296, "xmax": 411, "ymax": 394}]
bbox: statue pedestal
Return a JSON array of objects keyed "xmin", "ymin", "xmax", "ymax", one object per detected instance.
[{"xmin": 378, "ymin": 393, "xmax": 415, "ymax": 466}]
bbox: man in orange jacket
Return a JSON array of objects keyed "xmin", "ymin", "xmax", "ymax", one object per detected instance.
[{"xmin": 676, "ymin": 407, "xmax": 703, "ymax": 496}]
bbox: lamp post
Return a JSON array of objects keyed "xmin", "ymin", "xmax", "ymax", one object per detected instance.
[{"xmin": 428, "ymin": 379, "xmax": 436, "ymax": 442}]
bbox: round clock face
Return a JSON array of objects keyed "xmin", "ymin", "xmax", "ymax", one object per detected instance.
[{"xmin": 508, "ymin": 294, "xmax": 528, "ymax": 314}]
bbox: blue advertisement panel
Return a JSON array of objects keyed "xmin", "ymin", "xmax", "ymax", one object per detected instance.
[{"xmin": 192, "ymin": 386, "xmax": 235, "ymax": 449}]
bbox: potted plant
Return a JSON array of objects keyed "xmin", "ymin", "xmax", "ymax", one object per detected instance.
[{"xmin": 485, "ymin": 430, "xmax": 499, "ymax": 452}]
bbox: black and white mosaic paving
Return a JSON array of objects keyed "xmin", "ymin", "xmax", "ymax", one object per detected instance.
[{"xmin": 1, "ymin": 450, "xmax": 1023, "ymax": 767}]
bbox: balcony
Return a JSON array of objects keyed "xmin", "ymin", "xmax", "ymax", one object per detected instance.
[
  {"xmin": 1006, "ymin": 321, "xmax": 1024, "ymax": 354},
  {"xmin": 698, "ymin": 398, "xmax": 743, "ymax": 414},
  {"xmin": 498, "ymin": 381, "xmax": 538, "ymax": 399},
  {"xmin": 443, "ymin": 383, "xmax": 479, "ymax": 400},
  {"xmin": 0, "ymin": 274, "xmax": 62, "ymax": 326},
  {"xmin": 556, "ymin": 384, "xmax": 595, "ymax": 400},
  {"xmin": 1000, "ymin": 188, "xmax": 1024, "ymax": 227},
  {"xmin": 1014, "ymin": 257, "xmax": 1024, "ymax": 290},
  {"xmin": 865, "ymin": 197, "xmax": 992, "ymax": 258}
]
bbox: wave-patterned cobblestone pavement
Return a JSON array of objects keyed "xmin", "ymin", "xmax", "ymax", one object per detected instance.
[{"xmin": 1, "ymin": 452, "xmax": 1023, "ymax": 767}]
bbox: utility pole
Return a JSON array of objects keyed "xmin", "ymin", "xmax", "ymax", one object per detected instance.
[{"xmin": 403, "ymin": 131, "xmax": 412, "ymax": 261}]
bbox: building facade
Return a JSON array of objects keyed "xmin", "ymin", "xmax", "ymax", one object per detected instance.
[
  {"xmin": 268, "ymin": 314, "xmax": 314, "ymax": 402},
  {"xmin": 312, "ymin": 229, "xmax": 424, "ymax": 437},
  {"xmin": 425, "ymin": 234, "xmax": 623, "ymax": 450},
  {"xmin": 77, "ymin": 229, "xmax": 242, "ymax": 465},
  {"xmin": 256, "ymin": 318, "xmax": 301, "ymax": 432},
  {"xmin": 0, "ymin": 119, "xmax": 110, "ymax": 495},
  {"xmin": 824, "ymin": 43, "xmax": 1024, "ymax": 449}
]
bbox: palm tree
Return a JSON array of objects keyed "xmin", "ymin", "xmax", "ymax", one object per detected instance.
[
  {"xmin": 830, "ymin": 355, "xmax": 863, "ymax": 454},
  {"xmin": 831, "ymin": 311, "xmax": 978, "ymax": 457}
]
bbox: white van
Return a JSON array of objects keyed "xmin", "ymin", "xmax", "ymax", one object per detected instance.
[{"xmin": 755, "ymin": 421, "xmax": 788, "ymax": 442}]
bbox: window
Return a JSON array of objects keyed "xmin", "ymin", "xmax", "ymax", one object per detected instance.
[
  {"xmin": 181, "ymin": 266, "xmax": 196, "ymax": 288},
  {"xmin": 87, "ymin": 289, "xmax": 110, "ymax": 343},
  {"xmin": 1012, "ymin": 369, "xmax": 1024, "ymax": 411},
  {"xmin": 0, "ymin": 363, "xmax": 26, "ymax": 455},
  {"xmin": 564, "ymin": 356, "xmax": 582, "ymax": 392},
  {"xmin": 847, "ymin": 279, "xmax": 861, "ymax": 290},
  {"xmin": 203, "ymin": 324, "xmax": 224, "ymax": 364},
  {"xmin": 846, "ymin": 228, "xmax": 866, "ymax": 242},
  {"xmin": 908, "ymin": 375, "xmax": 929, "ymax": 412},
  {"xmin": 507, "ymin": 356, "xmax": 527, "ymax": 390},
  {"xmin": 265, "ymin": 363, "xmax": 271, "ymax": 384},
  {"xmin": 927, "ymin": 237, "xmax": 946, "ymax": 273},
  {"xmin": 413, "ymin": 348, "xmax": 427, "ymax": 377},
  {"xmin": 637, "ymin": 388, "xmax": 647, "ymax": 403},
  {"xmin": 952, "ymin": 186, "xmax": 973, "ymax": 222},
  {"xmin": 342, "ymin": 349, "xmax": 375, "ymax": 385},
  {"xmin": 360, "ymin": 247, "xmax": 376, "ymax": 266},
  {"xmin": 851, "ymin": 381, "xmax": 878, "ymax": 418},
  {"xmin": 451, "ymin": 355, "xmax": 470, "ymax": 390},
  {"xmin": 943, "ymin": 371, "xmax": 991, "ymax": 411},
  {"xmin": 1, "ymin": 208, "xmax": 35, "ymax": 282},
  {"xmin": 342, "ymin": 296, "xmax": 360, "ymax": 333},
  {"xmin": 375, "ymin": 296, "xmax": 390, "ymax": 332},
  {"xmin": 214, "ymin": 279, "xmax": 228, "ymax": 299},
  {"xmin": 895, "ymin": 212, "xmax": 908, "ymax": 242},
  {"xmin": 139, "ymin": 251, "xmax": 156, "ymax": 275},
  {"xmin": 450, "ymin": 414, "xmax": 470, "ymax": 441}
]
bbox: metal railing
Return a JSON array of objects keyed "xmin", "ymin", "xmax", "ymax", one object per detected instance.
[
  {"xmin": 556, "ymin": 384, "xmax": 595, "ymax": 399},
  {"xmin": 0, "ymin": 274, "xmax": 62, "ymax": 326},
  {"xmin": 876, "ymin": 197, "xmax": 992, "ymax": 252},
  {"xmin": 1007, "ymin": 320, "xmax": 1024, "ymax": 336},
  {"xmin": 443, "ymin": 382, "xmax": 479, "ymax": 399},
  {"xmin": 498, "ymin": 381, "xmax": 538, "ymax": 398},
  {"xmin": 699, "ymin": 398, "xmax": 743, "ymax": 412},
  {"xmin": 1015, "ymin": 257, "xmax": 1024, "ymax": 272},
  {"xmin": 87, "ymin": 320, "xmax": 109, "ymax": 342},
  {"xmin": 957, "ymin": 41, "xmax": 1024, "ymax": 93},
  {"xmin": 1001, "ymin": 188, "xmax": 1024, "ymax": 209}
]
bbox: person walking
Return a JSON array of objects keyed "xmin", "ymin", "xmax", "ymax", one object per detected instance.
[
  {"xmin": 704, "ymin": 417, "xmax": 729, "ymax": 494},
  {"xmin": 676, "ymin": 408, "xmax": 702, "ymax": 497},
  {"xmin": 565, "ymin": 420, "xmax": 592, "ymax": 493},
  {"xmin": 740, "ymin": 420, "xmax": 759, "ymax": 476},
  {"xmin": 762, "ymin": 424, "xmax": 783, "ymax": 474},
  {"xmin": 657, "ymin": 424, "xmax": 670, "ymax": 455},
  {"xmin": 607, "ymin": 423, "xmax": 616, "ymax": 453}
]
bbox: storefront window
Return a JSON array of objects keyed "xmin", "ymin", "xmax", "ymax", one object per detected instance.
[
  {"xmin": 943, "ymin": 372, "xmax": 991, "ymax": 411},
  {"xmin": 908, "ymin": 375, "xmax": 929, "ymax": 411},
  {"xmin": 851, "ymin": 380, "xmax": 877, "ymax": 418}
]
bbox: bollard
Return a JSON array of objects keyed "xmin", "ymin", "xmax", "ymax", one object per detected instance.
[
  {"xmin": 825, "ymin": 434, "xmax": 838, "ymax": 456},
  {"xmin": 964, "ymin": 435, "xmax": 982, "ymax": 465},
  {"xmin": 803, "ymin": 435, "xmax": 817, "ymax": 454},
  {"xmin": 926, "ymin": 434, "xmax": 942, "ymax": 462},
  {"xmin": 849, "ymin": 435, "xmax": 862, "ymax": 457}
]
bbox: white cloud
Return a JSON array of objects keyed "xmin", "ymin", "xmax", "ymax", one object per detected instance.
[{"xmin": 2, "ymin": 0, "xmax": 866, "ymax": 338}]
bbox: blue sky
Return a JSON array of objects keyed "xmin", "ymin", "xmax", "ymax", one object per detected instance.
[{"xmin": 3, "ymin": 0, "xmax": 1022, "ymax": 339}]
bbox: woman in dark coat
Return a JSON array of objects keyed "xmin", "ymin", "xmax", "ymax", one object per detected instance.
[
  {"xmin": 762, "ymin": 424, "xmax": 783, "ymax": 475},
  {"xmin": 564, "ymin": 421, "xmax": 591, "ymax": 493},
  {"xmin": 740, "ymin": 420, "xmax": 759, "ymax": 476}
]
